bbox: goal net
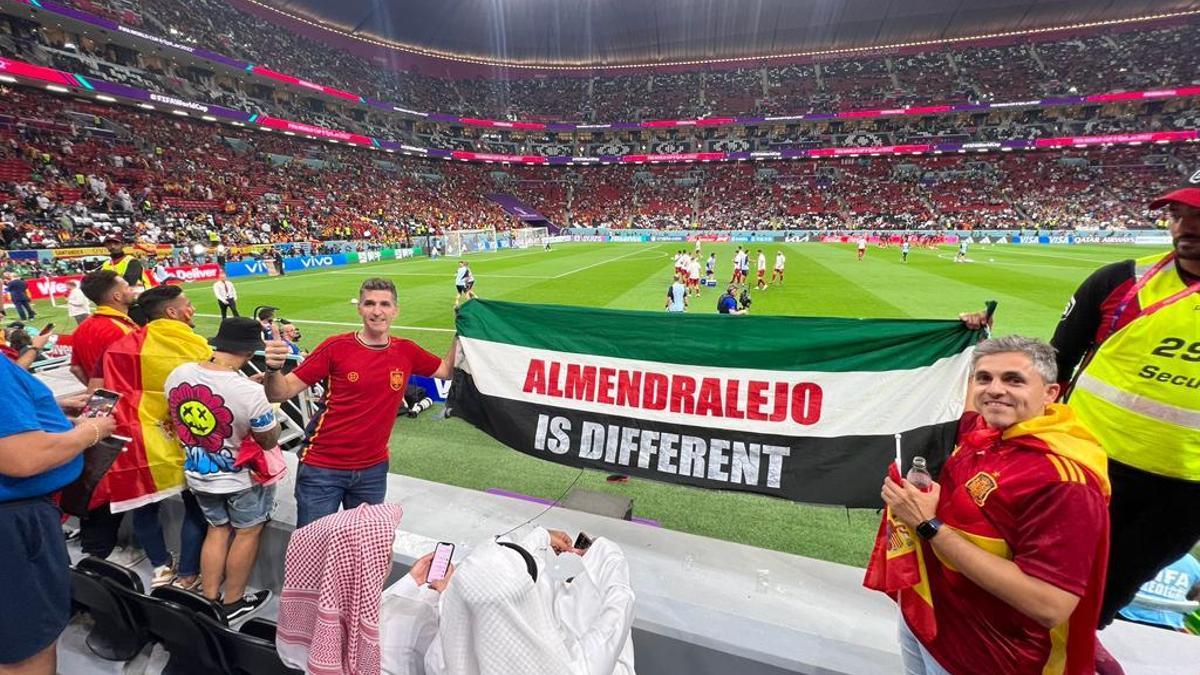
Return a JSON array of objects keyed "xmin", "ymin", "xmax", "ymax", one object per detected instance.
[
  {"xmin": 444, "ymin": 227, "xmax": 497, "ymax": 257},
  {"xmin": 510, "ymin": 226, "xmax": 549, "ymax": 249}
]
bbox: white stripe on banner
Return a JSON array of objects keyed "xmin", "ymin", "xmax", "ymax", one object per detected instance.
[{"xmin": 459, "ymin": 336, "xmax": 973, "ymax": 438}]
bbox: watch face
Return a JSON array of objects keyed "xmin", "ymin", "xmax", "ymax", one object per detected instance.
[{"xmin": 917, "ymin": 519, "xmax": 941, "ymax": 540}]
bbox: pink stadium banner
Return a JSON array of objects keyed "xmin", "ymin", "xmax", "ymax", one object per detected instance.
[
  {"xmin": 250, "ymin": 66, "xmax": 360, "ymax": 102},
  {"xmin": 0, "ymin": 57, "xmax": 77, "ymax": 87},
  {"xmin": 1034, "ymin": 130, "xmax": 1198, "ymax": 148},
  {"xmin": 252, "ymin": 115, "xmax": 374, "ymax": 146}
]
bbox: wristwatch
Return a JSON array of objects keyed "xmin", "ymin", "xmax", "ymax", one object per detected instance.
[{"xmin": 916, "ymin": 517, "xmax": 944, "ymax": 541}]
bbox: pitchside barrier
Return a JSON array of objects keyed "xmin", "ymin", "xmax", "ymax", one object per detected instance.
[{"xmin": 562, "ymin": 228, "xmax": 1171, "ymax": 246}]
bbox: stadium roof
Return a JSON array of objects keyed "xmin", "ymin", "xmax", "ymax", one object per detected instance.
[{"xmin": 257, "ymin": 0, "xmax": 1199, "ymax": 68}]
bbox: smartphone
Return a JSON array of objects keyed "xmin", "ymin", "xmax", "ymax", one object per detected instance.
[
  {"xmin": 38, "ymin": 323, "xmax": 55, "ymax": 336},
  {"xmin": 574, "ymin": 532, "xmax": 593, "ymax": 550},
  {"xmin": 80, "ymin": 389, "xmax": 121, "ymax": 418},
  {"xmin": 427, "ymin": 542, "xmax": 455, "ymax": 584}
]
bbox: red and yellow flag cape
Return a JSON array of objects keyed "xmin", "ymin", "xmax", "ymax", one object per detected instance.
[{"xmin": 90, "ymin": 319, "xmax": 212, "ymax": 512}]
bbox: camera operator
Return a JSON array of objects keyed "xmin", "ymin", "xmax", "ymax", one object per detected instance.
[
  {"xmin": 278, "ymin": 319, "xmax": 304, "ymax": 357},
  {"xmin": 717, "ymin": 285, "xmax": 747, "ymax": 315},
  {"xmin": 739, "ymin": 287, "xmax": 754, "ymax": 312}
]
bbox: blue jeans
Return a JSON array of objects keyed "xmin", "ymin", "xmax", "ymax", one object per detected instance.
[
  {"xmin": 898, "ymin": 616, "xmax": 952, "ymax": 675},
  {"xmin": 130, "ymin": 493, "xmax": 207, "ymax": 576},
  {"xmin": 295, "ymin": 460, "xmax": 388, "ymax": 528}
]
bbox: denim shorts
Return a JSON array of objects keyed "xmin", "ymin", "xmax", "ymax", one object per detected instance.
[
  {"xmin": 194, "ymin": 484, "xmax": 276, "ymax": 529},
  {"xmin": 0, "ymin": 498, "xmax": 71, "ymax": 664}
]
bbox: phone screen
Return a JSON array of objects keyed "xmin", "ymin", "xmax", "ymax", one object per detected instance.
[
  {"xmin": 39, "ymin": 323, "xmax": 55, "ymax": 336},
  {"xmin": 427, "ymin": 542, "xmax": 455, "ymax": 584},
  {"xmin": 81, "ymin": 389, "xmax": 121, "ymax": 418},
  {"xmin": 574, "ymin": 532, "xmax": 593, "ymax": 550}
]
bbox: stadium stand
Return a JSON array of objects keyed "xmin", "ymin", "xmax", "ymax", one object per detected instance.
[
  {"xmin": 1, "ymin": 85, "xmax": 1195, "ymax": 252},
  {"xmin": 1, "ymin": 5, "xmax": 1197, "ymax": 127}
]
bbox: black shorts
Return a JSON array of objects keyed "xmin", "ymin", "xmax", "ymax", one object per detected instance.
[
  {"xmin": 0, "ymin": 497, "xmax": 71, "ymax": 663},
  {"xmin": 456, "ymin": 284, "xmax": 468, "ymax": 293}
]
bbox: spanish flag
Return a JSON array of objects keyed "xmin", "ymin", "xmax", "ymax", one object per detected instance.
[
  {"xmin": 90, "ymin": 319, "xmax": 212, "ymax": 512},
  {"xmin": 862, "ymin": 461, "xmax": 938, "ymax": 642}
]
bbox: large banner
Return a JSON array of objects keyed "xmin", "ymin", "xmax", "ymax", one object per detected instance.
[
  {"xmin": 24, "ymin": 263, "xmax": 221, "ymax": 299},
  {"xmin": 447, "ymin": 300, "xmax": 983, "ymax": 507}
]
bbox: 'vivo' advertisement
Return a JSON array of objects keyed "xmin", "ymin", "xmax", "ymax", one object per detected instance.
[{"xmin": 225, "ymin": 254, "xmax": 350, "ymax": 277}]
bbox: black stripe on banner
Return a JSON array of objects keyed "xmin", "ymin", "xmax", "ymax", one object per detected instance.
[{"xmin": 448, "ymin": 371, "xmax": 958, "ymax": 508}]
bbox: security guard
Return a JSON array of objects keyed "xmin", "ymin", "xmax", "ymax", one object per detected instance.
[
  {"xmin": 100, "ymin": 236, "xmax": 152, "ymax": 291},
  {"xmin": 1053, "ymin": 169, "xmax": 1200, "ymax": 628}
]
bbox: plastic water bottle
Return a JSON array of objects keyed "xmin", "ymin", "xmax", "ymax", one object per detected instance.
[{"xmin": 906, "ymin": 456, "xmax": 933, "ymax": 491}]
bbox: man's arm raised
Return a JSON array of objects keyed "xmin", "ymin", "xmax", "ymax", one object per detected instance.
[
  {"xmin": 262, "ymin": 339, "xmax": 309, "ymax": 402},
  {"xmin": 429, "ymin": 338, "xmax": 458, "ymax": 381}
]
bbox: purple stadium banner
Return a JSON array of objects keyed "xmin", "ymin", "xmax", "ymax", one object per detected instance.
[{"xmin": 192, "ymin": 48, "xmax": 250, "ymax": 71}]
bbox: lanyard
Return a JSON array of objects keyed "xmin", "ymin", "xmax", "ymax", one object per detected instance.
[{"xmin": 1105, "ymin": 252, "xmax": 1200, "ymax": 340}]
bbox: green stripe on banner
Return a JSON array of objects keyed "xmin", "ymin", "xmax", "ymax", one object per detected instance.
[{"xmin": 456, "ymin": 300, "xmax": 986, "ymax": 373}]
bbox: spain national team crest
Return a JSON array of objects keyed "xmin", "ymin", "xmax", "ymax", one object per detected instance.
[
  {"xmin": 390, "ymin": 369, "xmax": 405, "ymax": 391},
  {"xmin": 965, "ymin": 471, "xmax": 999, "ymax": 507}
]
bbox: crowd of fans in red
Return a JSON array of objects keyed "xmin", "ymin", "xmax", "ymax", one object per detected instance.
[{"xmin": 1, "ymin": 86, "xmax": 1192, "ymax": 255}]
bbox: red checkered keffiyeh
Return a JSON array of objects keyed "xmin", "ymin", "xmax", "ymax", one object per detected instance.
[{"xmin": 276, "ymin": 504, "xmax": 404, "ymax": 675}]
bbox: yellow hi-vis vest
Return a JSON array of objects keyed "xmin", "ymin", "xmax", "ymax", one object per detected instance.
[
  {"xmin": 1070, "ymin": 252, "xmax": 1200, "ymax": 481},
  {"xmin": 101, "ymin": 254, "xmax": 153, "ymax": 289}
]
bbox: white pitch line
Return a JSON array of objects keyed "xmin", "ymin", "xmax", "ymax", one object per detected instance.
[
  {"xmin": 193, "ymin": 313, "xmax": 454, "ymax": 332},
  {"xmin": 976, "ymin": 248, "xmax": 1134, "ymax": 265},
  {"xmin": 330, "ymin": 271, "xmax": 552, "ymax": 279},
  {"xmin": 552, "ymin": 245, "xmax": 664, "ymax": 279}
]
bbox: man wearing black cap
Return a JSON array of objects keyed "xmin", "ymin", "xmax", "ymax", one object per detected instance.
[
  {"xmin": 1051, "ymin": 170, "xmax": 1200, "ymax": 631},
  {"xmin": 101, "ymin": 236, "xmax": 151, "ymax": 291},
  {"xmin": 164, "ymin": 317, "xmax": 277, "ymax": 620}
]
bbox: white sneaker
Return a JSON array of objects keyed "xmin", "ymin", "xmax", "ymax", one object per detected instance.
[
  {"xmin": 105, "ymin": 546, "xmax": 147, "ymax": 568},
  {"xmin": 151, "ymin": 557, "xmax": 177, "ymax": 588}
]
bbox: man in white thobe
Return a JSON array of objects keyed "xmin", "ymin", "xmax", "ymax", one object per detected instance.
[{"xmin": 380, "ymin": 527, "xmax": 635, "ymax": 675}]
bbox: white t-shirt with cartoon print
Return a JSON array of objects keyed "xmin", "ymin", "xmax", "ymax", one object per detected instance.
[{"xmin": 165, "ymin": 362, "xmax": 278, "ymax": 494}]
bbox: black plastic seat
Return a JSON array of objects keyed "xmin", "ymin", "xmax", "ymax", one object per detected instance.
[
  {"xmin": 196, "ymin": 614, "xmax": 302, "ymax": 675},
  {"xmin": 104, "ymin": 581, "xmax": 230, "ymax": 675},
  {"xmin": 151, "ymin": 585, "xmax": 227, "ymax": 624},
  {"xmin": 69, "ymin": 566, "xmax": 147, "ymax": 661},
  {"xmin": 76, "ymin": 555, "xmax": 145, "ymax": 592}
]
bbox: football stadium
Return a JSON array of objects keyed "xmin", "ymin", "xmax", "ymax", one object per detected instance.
[{"xmin": 1, "ymin": 0, "xmax": 1198, "ymax": 673}]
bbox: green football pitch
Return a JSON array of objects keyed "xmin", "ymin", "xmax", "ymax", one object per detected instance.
[{"xmin": 33, "ymin": 241, "xmax": 1161, "ymax": 566}]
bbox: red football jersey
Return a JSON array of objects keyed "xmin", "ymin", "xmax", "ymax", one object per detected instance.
[
  {"xmin": 920, "ymin": 413, "xmax": 1108, "ymax": 675},
  {"xmin": 70, "ymin": 308, "xmax": 138, "ymax": 379},
  {"xmin": 292, "ymin": 333, "xmax": 441, "ymax": 470}
]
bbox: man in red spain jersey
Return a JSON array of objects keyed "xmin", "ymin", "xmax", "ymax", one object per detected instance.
[
  {"xmin": 263, "ymin": 278, "xmax": 455, "ymax": 527},
  {"xmin": 70, "ymin": 270, "xmax": 138, "ymax": 387},
  {"xmin": 877, "ymin": 336, "xmax": 1109, "ymax": 675}
]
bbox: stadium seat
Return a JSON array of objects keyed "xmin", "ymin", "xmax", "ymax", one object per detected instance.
[
  {"xmin": 69, "ymin": 560, "xmax": 148, "ymax": 661},
  {"xmin": 196, "ymin": 614, "xmax": 303, "ymax": 675},
  {"xmin": 104, "ymin": 582, "xmax": 230, "ymax": 675},
  {"xmin": 75, "ymin": 555, "xmax": 145, "ymax": 592},
  {"xmin": 150, "ymin": 585, "xmax": 227, "ymax": 624}
]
